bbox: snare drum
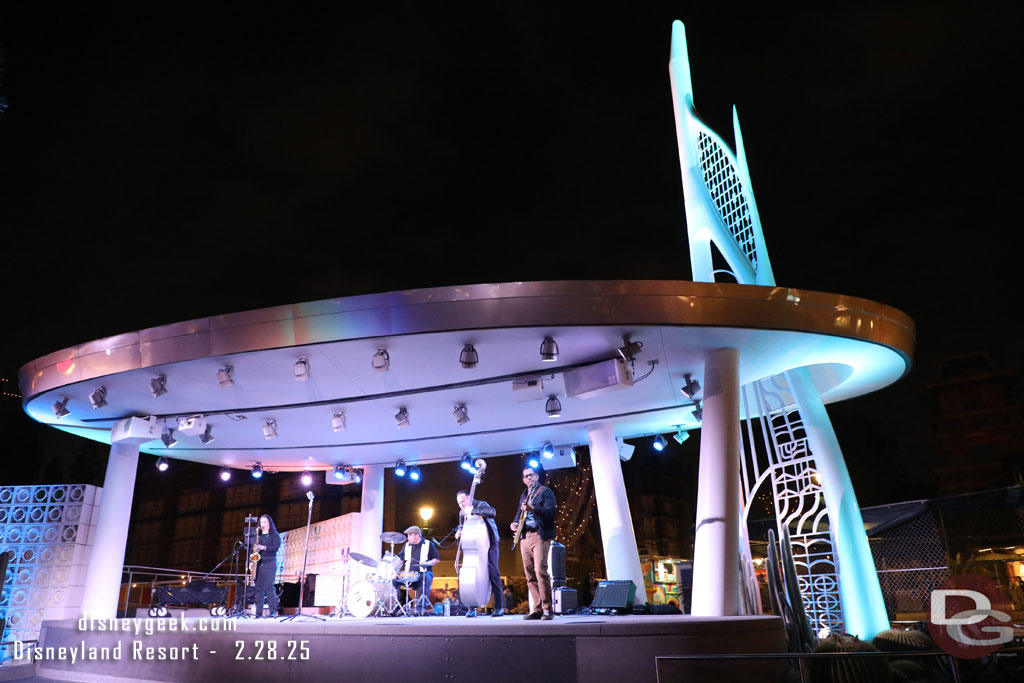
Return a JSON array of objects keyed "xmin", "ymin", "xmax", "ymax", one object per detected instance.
[
  {"xmin": 395, "ymin": 571, "xmax": 420, "ymax": 584},
  {"xmin": 346, "ymin": 580, "xmax": 392, "ymax": 618}
]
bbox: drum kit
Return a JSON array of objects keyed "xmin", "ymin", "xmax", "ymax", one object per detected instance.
[{"xmin": 333, "ymin": 530, "xmax": 433, "ymax": 619}]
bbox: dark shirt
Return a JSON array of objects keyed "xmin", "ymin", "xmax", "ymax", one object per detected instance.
[
  {"xmin": 257, "ymin": 531, "xmax": 280, "ymax": 564},
  {"xmin": 403, "ymin": 540, "xmax": 440, "ymax": 571},
  {"xmin": 518, "ymin": 485, "xmax": 557, "ymax": 540}
]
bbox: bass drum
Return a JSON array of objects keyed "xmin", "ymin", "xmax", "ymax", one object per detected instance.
[{"xmin": 347, "ymin": 580, "xmax": 391, "ymax": 618}]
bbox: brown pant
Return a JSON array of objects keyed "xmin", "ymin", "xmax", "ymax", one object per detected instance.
[{"xmin": 520, "ymin": 532, "xmax": 552, "ymax": 612}]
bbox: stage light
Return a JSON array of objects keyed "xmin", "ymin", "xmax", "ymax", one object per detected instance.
[
  {"xmin": 460, "ymin": 454, "xmax": 472, "ymax": 471},
  {"xmin": 262, "ymin": 419, "xmax": 278, "ymax": 440},
  {"xmin": 673, "ymin": 426, "xmax": 689, "ymax": 445},
  {"xmin": 199, "ymin": 424, "xmax": 215, "ymax": 445},
  {"xmin": 653, "ymin": 434, "xmax": 667, "ymax": 451},
  {"xmin": 541, "ymin": 442, "xmax": 555, "ymax": 459},
  {"xmin": 460, "ymin": 344, "xmax": 479, "ymax": 369},
  {"xmin": 545, "ymin": 395, "xmax": 562, "ymax": 418},
  {"xmin": 408, "ymin": 465, "xmax": 421, "ymax": 481},
  {"xmin": 692, "ymin": 400, "xmax": 703, "ymax": 422},
  {"xmin": 617, "ymin": 336, "xmax": 643, "ymax": 362},
  {"xmin": 528, "ymin": 454, "xmax": 540, "ymax": 469},
  {"xmin": 52, "ymin": 396, "xmax": 70, "ymax": 419},
  {"xmin": 89, "ymin": 386, "xmax": 107, "ymax": 409},
  {"xmin": 395, "ymin": 407, "xmax": 410, "ymax": 429},
  {"xmin": 372, "ymin": 348, "xmax": 390, "ymax": 372},
  {"xmin": 156, "ymin": 457, "xmax": 169, "ymax": 472},
  {"xmin": 294, "ymin": 357, "xmax": 311, "ymax": 381},
  {"xmin": 217, "ymin": 365, "xmax": 234, "ymax": 388},
  {"xmin": 420, "ymin": 506, "xmax": 434, "ymax": 523},
  {"xmin": 395, "ymin": 460, "xmax": 406, "ymax": 477},
  {"xmin": 149, "ymin": 374, "xmax": 168, "ymax": 398},
  {"xmin": 219, "ymin": 467, "xmax": 231, "ymax": 481},
  {"xmin": 160, "ymin": 428, "xmax": 177, "ymax": 448},
  {"xmin": 251, "ymin": 463, "xmax": 263, "ymax": 479},
  {"xmin": 353, "ymin": 468, "xmax": 362, "ymax": 484},
  {"xmin": 300, "ymin": 471, "xmax": 312, "ymax": 486},
  {"xmin": 539, "ymin": 336, "xmax": 559, "ymax": 362},
  {"xmin": 332, "ymin": 410, "xmax": 346, "ymax": 432},
  {"xmin": 453, "ymin": 403, "xmax": 470, "ymax": 426},
  {"xmin": 681, "ymin": 373, "xmax": 701, "ymax": 399},
  {"xmin": 334, "ymin": 463, "xmax": 346, "ymax": 480}
]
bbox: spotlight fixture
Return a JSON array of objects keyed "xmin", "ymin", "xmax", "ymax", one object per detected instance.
[
  {"xmin": 408, "ymin": 465, "xmax": 421, "ymax": 481},
  {"xmin": 300, "ymin": 471, "xmax": 312, "ymax": 486},
  {"xmin": 52, "ymin": 396, "xmax": 70, "ymax": 419},
  {"xmin": 156, "ymin": 456, "xmax": 169, "ymax": 472},
  {"xmin": 459, "ymin": 344, "xmax": 479, "ymax": 369},
  {"xmin": 395, "ymin": 460, "xmax": 407, "ymax": 477},
  {"xmin": 528, "ymin": 454, "xmax": 540, "ymax": 469},
  {"xmin": 199, "ymin": 424, "xmax": 215, "ymax": 445},
  {"xmin": 673, "ymin": 426, "xmax": 690, "ymax": 445},
  {"xmin": 681, "ymin": 373, "xmax": 702, "ymax": 399},
  {"xmin": 545, "ymin": 395, "xmax": 562, "ymax": 418},
  {"xmin": 539, "ymin": 336, "xmax": 559, "ymax": 362},
  {"xmin": 262, "ymin": 419, "xmax": 278, "ymax": 440},
  {"xmin": 353, "ymin": 469, "xmax": 362, "ymax": 484},
  {"xmin": 219, "ymin": 467, "xmax": 231, "ymax": 481},
  {"xmin": 617, "ymin": 335, "xmax": 644, "ymax": 362},
  {"xmin": 334, "ymin": 463, "xmax": 346, "ymax": 480},
  {"xmin": 332, "ymin": 410, "xmax": 347, "ymax": 433},
  {"xmin": 394, "ymin": 407, "xmax": 410, "ymax": 429},
  {"xmin": 460, "ymin": 454, "xmax": 473, "ymax": 471},
  {"xmin": 453, "ymin": 403, "xmax": 470, "ymax": 426},
  {"xmin": 149, "ymin": 374, "xmax": 168, "ymax": 398},
  {"xmin": 217, "ymin": 365, "xmax": 235, "ymax": 388},
  {"xmin": 160, "ymin": 428, "xmax": 177, "ymax": 448},
  {"xmin": 653, "ymin": 434, "xmax": 668, "ymax": 451},
  {"xmin": 251, "ymin": 463, "xmax": 263, "ymax": 479},
  {"xmin": 294, "ymin": 357, "xmax": 311, "ymax": 382},
  {"xmin": 541, "ymin": 441, "xmax": 555, "ymax": 459},
  {"xmin": 692, "ymin": 400, "xmax": 703, "ymax": 422},
  {"xmin": 89, "ymin": 386, "xmax": 108, "ymax": 409},
  {"xmin": 372, "ymin": 348, "xmax": 390, "ymax": 372}
]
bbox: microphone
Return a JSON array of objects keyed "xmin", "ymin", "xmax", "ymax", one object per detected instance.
[{"xmin": 306, "ymin": 491, "xmax": 314, "ymax": 502}]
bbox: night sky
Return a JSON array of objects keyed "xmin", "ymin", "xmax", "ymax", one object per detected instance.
[{"xmin": 1, "ymin": 4, "xmax": 1020, "ymax": 497}]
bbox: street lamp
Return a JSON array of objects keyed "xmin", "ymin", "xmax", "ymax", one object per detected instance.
[{"xmin": 419, "ymin": 506, "xmax": 434, "ymax": 536}]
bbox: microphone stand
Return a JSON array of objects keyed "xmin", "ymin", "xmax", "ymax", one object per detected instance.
[
  {"xmin": 230, "ymin": 515, "xmax": 259, "ymax": 619},
  {"xmin": 282, "ymin": 493, "xmax": 323, "ymax": 622}
]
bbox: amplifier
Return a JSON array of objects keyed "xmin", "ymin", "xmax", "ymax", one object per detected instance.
[
  {"xmin": 591, "ymin": 579, "xmax": 636, "ymax": 613},
  {"xmin": 553, "ymin": 587, "xmax": 577, "ymax": 615}
]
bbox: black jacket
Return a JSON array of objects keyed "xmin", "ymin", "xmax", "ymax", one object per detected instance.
[
  {"xmin": 457, "ymin": 499, "xmax": 500, "ymax": 544},
  {"xmin": 518, "ymin": 485, "xmax": 557, "ymax": 540}
]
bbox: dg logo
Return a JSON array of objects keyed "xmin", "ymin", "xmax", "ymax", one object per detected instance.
[{"xmin": 928, "ymin": 573, "xmax": 1014, "ymax": 659}]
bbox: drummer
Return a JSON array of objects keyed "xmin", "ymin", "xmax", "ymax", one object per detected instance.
[{"xmin": 393, "ymin": 525, "xmax": 439, "ymax": 608}]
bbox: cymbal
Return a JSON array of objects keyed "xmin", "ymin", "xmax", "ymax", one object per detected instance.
[
  {"xmin": 348, "ymin": 551, "xmax": 378, "ymax": 568},
  {"xmin": 380, "ymin": 531, "xmax": 407, "ymax": 544}
]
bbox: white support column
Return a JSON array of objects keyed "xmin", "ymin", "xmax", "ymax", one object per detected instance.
[
  {"xmin": 691, "ymin": 347, "xmax": 741, "ymax": 616},
  {"xmin": 586, "ymin": 422, "xmax": 647, "ymax": 606},
  {"xmin": 786, "ymin": 367, "xmax": 889, "ymax": 640},
  {"xmin": 80, "ymin": 440, "xmax": 140, "ymax": 618},
  {"xmin": 358, "ymin": 465, "xmax": 385, "ymax": 563}
]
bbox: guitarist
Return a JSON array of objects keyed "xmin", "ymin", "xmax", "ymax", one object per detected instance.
[
  {"xmin": 510, "ymin": 467, "xmax": 557, "ymax": 621},
  {"xmin": 455, "ymin": 490, "xmax": 502, "ymax": 617}
]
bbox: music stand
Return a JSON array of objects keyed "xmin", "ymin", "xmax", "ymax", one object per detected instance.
[{"xmin": 281, "ymin": 492, "xmax": 323, "ymax": 622}]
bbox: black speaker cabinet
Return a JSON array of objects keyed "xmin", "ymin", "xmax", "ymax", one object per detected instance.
[
  {"xmin": 548, "ymin": 542, "xmax": 566, "ymax": 582},
  {"xmin": 591, "ymin": 579, "xmax": 636, "ymax": 613},
  {"xmin": 553, "ymin": 587, "xmax": 577, "ymax": 615}
]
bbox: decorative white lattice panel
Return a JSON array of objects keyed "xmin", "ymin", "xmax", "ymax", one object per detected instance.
[
  {"xmin": 278, "ymin": 512, "xmax": 361, "ymax": 586},
  {"xmin": 1, "ymin": 484, "xmax": 99, "ymax": 662}
]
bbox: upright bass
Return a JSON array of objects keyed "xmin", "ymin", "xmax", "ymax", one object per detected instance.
[{"xmin": 454, "ymin": 459, "xmax": 490, "ymax": 607}]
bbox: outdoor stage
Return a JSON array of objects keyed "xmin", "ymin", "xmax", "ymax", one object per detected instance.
[{"xmin": 15, "ymin": 613, "xmax": 785, "ymax": 683}]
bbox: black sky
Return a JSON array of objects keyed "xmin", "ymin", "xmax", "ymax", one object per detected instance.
[{"xmin": 1, "ymin": 3, "xmax": 1021, "ymax": 491}]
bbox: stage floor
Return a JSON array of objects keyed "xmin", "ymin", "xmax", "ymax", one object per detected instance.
[{"xmin": 14, "ymin": 613, "xmax": 787, "ymax": 683}]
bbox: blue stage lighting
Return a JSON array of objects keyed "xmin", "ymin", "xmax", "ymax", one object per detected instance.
[
  {"xmin": 251, "ymin": 463, "xmax": 263, "ymax": 479},
  {"xmin": 395, "ymin": 460, "xmax": 406, "ymax": 477},
  {"xmin": 409, "ymin": 465, "xmax": 421, "ymax": 481},
  {"xmin": 528, "ymin": 454, "xmax": 540, "ymax": 469},
  {"xmin": 541, "ymin": 442, "xmax": 555, "ymax": 459},
  {"xmin": 653, "ymin": 435, "xmax": 667, "ymax": 451}
]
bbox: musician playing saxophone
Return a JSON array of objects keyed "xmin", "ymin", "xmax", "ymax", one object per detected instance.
[
  {"xmin": 455, "ymin": 490, "xmax": 502, "ymax": 617},
  {"xmin": 252, "ymin": 514, "xmax": 281, "ymax": 618},
  {"xmin": 509, "ymin": 467, "xmax": 557, "ymax": 620}
]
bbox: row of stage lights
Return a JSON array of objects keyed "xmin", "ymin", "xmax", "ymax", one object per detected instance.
[
  {"xmin": 154, "ymin": 458, "xmax": 365, "ymax": 485},
  {"xmin": 49, "ymin": 337, "xmax": 570, "ymax": 424}
]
